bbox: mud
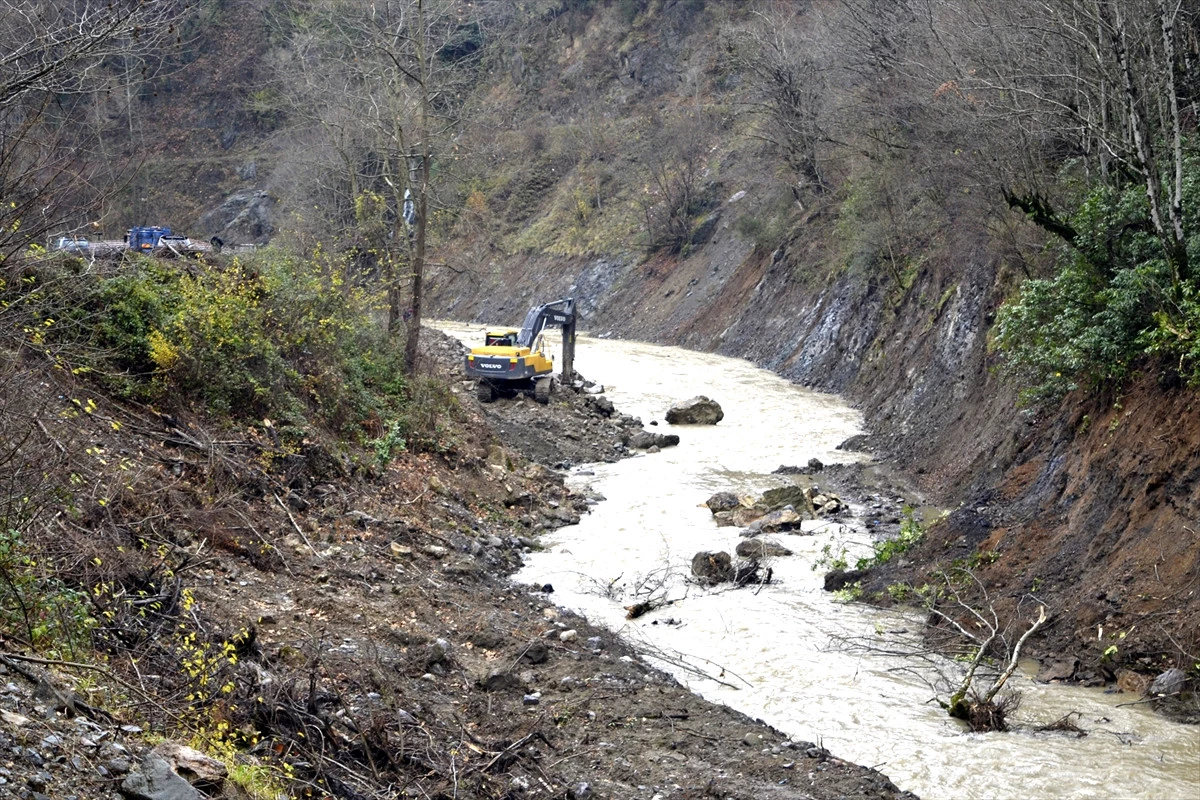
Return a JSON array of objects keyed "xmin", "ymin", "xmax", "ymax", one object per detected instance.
[{"xmin": 0, "ymin": 329, "xmax": 912, "ymax": 800}]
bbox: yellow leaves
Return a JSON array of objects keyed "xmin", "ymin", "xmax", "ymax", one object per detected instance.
[{"xmin": 147, "ymin": 329, "xmax": 180, "ymax": 370}]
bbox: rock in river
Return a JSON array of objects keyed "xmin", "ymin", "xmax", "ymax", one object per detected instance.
[
  {"xmin": 735, "ymin": 538, "xmax": 793, "ymax": 558},
  {"xmin": 691, "ymin": 550, "xmax": 734, "ymax": 584},
  {"xmin": 665, "ymin": 396, "xmax": 724, "ymax": 425},
  {"xmin": 704, "ymin": 491, "xmax": 741, "ymax": 514}
]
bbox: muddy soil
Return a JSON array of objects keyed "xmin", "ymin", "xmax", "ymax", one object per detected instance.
[
  {"xmin": 807, "ymin": 391, "xmax": 1200, "ymax": 723},
  {"xmin": 0, "ymin": 330, "xmax": 912, "ymax": 800}
]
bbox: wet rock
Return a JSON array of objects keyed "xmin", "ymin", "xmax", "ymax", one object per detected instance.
[
  {"xmin": 814, "ymin": 497, "xmax": 845, "ymax": 516},
  {"xmin": 585, "ymin": 395, "xmax": 615, "ymax": 416},
  {"xmin": 713, "ymin": 506, "xmax": 767, "ymax": 528},
  {"xmin": 761, "ymin": 486, "xmax": 812, "ymax": 513},
  {"xmin": 543, "ymin": 507, "xmax": 581, "ymax": 527},
  {"xmin": 735, "ymin": 538, "xmax": 793, "ymax": 559},
  {"xmin": 1149, "ymin": 668, "xmax": 1187, "ymax": 697},
  {"xmin": 823, "ymin": 568, "xmax": 868, "ymax": 592},
  {"xmin": 705, "ymin": 491, "xmax": 741, "ymax": 514},
  {"xmin": 1116, "ymin": 669, "xmax": 1152, "ymax": 696},
  {"xmin": 665, "ymin": 396, "xmax": 724, "ymax": 425},
  {"xmin": 151, "ymin": 742, "xmax": 227, "ymax": 787},
  {"xmin": 690, "ymin": 551, "xmax": 734, "ymax": 584},
  {"xmin": 1035, "ymin": 657, "xmax": 1080, "ymax": 684},
  {"xmin": 773, "ymin": 458, "xmax": 825, "ymax": 475},
  {"xmin": 121, "ymin": 754, "xmax": 204, "ymax": 800},
  {"xmin": 745, "ymin": 506, "xmax": 804, "ymax": 534},
  {"xmin": 627, "ymin": 430, "xmax": 680, "ymax": 449},
  {"xmin": 836, "ymin": 434, "xmax": 871, "ymax": 452}
]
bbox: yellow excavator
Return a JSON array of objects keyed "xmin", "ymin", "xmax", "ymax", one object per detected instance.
[{"xmin": 465, "ymin": 298, "xmax": 576, "ymax": 404}]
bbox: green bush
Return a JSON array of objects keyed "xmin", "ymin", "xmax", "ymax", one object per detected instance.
[
  {"xmin": 0, "ymin": 528, "xmax": 94, "ymax": 656},
  {"xmin": 856, "ymin": 507, "xmax": 925, "ymax": 570},
  {"xmin": 15, "ymin": 249, "xmax": 454, "ymax": 445},
  {"xmin": 993, "ymin": 152, "xmax": 1200, "ymax": 401}
]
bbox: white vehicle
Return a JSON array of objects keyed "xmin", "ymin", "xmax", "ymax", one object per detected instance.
[{"xmin": 54, "ymin": 236, "xmax": 91, "ymax": 252}]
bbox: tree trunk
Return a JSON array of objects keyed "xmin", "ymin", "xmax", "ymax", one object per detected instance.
[
  {"xmin": 1158, "ymin": 0, "xmax": 1189, "ymax": 281},
  {"xmin": 1101, "ymin": 2, "xmax": 1182, "ymax": 285},
  {"xmin": 402, "ymin": 0, "xmax": 429, "ymax": 376}
]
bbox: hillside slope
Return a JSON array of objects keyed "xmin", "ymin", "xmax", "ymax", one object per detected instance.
[{"xmin": 32, "ymin": 0, "xmax": 1199, "ymax": 696}]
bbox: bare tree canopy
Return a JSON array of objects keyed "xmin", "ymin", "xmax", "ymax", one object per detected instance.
[
  {"xmin": 270, "ymin": 0, "xmax": 493, "ymax": 372},
  {"xmin": 0, "ymin": 1, "xmax": 184, "ymax": 259},
  {"xmin": 0, "ymin": 0, "xmax": 181, "ymax": 108}
]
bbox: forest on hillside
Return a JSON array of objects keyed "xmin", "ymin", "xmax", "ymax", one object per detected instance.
[
  {"xmin": 0, "ymin": 3, "xmax": 1197, "ymax": 796},
  {"xmin": 2, "ymin": 0, "xmax": 1197, "ymax": 404}
]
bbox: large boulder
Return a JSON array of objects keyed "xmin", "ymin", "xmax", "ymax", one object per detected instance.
[
  {"xmin": 665, "ymin": 396, "xmax": 724, "ymax": 425},
  {"xmin": 823, "ymin": 568, "xmax": 868, "ymax": 592},
  {"xmin": 121, "ymin": 755, "xmax": 204, "ymax": 800},
  {"xmin": 735, "ymin": 538, "xmax": 793, "ymax": 558},
  {"xmin": 1149, "ymin": 668, "xmax": 1187, "ymax": 697},
  {"xmin": 744, "ymin": 505, "xmax": 805, "ymax": 534},
  {"xmin": 626, "ymin": 430, "xmax": 681, "ymax": 449},
  {"xmin": 810, "ymin": 491, "xmax": 846, "ymax": 516},
  {"xmin": 151, "ymin": 743, "xmax": 227, "ymax": 787},
  {"xmin": 690, "ymin": 551, "xmax": 734, "ymax": 584},
  {"xmin": 713, "ymin": 506, "xmax": 767, "ymax": 528},
  {"xmin": 704, "ymin": 491, "xmax": 742, "ymax": 514},
  {"xmin": 761, "ymin": 486, "xmax": 812, "ymax": 513},
  {"xmin": 1034, "ymin": 658, "xmax": 1080, "ymax": 684}
]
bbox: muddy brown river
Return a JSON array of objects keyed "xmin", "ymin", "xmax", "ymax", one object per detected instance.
[{"xmin": 439, "ymin": 323, "xmax": 1200, "ymax": 800}]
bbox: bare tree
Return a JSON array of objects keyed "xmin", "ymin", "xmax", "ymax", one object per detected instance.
[
  {"xmin": 271, "ymin": 0, "xmax": 488, "ymax": 373},
  {"xmin": 727, "ymin": 2, "xmax": 833, "ymax": 201},
  {"xmin": 0, "ymin": 1, "xmax": 183, "ymax": 261},
  {"xmin": 923, "ymin": 0, "xmax": 1194, "ymax": 280},
  {"xmin": 839, "ymin": 567, "xmax": 1048, "ymax": 732},
  {"xmin": 637, "ymin": 112, "xmax": 716, "ymax": 254}
]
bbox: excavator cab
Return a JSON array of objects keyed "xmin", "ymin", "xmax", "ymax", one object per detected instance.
[{"xmin": 484, "ymin": 330, "xmax": 519, "ymax": 347}]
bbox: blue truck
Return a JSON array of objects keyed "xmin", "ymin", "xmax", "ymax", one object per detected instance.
[{"xmin": 126, "ymin": 226, "xmax": 173, "ymax": 251}]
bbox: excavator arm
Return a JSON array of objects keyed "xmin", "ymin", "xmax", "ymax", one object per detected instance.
[
  {"xmin": 517, "ymin": 298, "xmax": 576, "ymax": 348},
  {"xmin": 518, "ymin": 297, "xmax": 576, "ymax": 383}
]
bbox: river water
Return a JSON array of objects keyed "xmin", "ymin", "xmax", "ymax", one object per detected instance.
[{"xmin": 438, "ymin": 323, "xmax": 1200, "ymax": 800}]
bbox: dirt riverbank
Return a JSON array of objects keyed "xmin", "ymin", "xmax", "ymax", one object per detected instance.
[{"xmin": 0, "ymin": 330, "xmax": 912, "ymax": 799}]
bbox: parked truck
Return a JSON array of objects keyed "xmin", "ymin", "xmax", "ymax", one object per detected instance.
[{"xmin": 127, "ymin": 226, "xmax": 172, "ymax": 251}]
